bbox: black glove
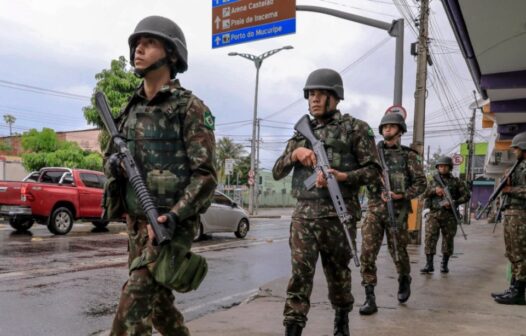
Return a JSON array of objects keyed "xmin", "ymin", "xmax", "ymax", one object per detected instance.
[
  {"xmin": 163, "ymin": 211, "xmax": 179, "ymax": 231},
  {"xmin": 107, "ymin": 153, "xmax": 124, "ymax": 179}
]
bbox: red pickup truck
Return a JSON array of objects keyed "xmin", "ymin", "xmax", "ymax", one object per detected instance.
[{"xmin": 0, "ymin": 167, "xmax": 108, "ymax": 235}]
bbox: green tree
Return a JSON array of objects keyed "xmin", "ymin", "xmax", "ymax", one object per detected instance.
[
  {"xmin": 216, "ymin": 137, "xmax": 247, "ymax": 184},
  {"xmin": 3, "ymin": 114, "xmax": 16, "ymax": 136},
  {"xmin": 20, "ymin": 128, "xmax": 103, "ymax": 171},
  {"xmin": 233, "ymin": 155, "xmax": 250, "ymax": 186},
  {"xmin": 82, "ymin": 56, "xmax": 141, "ymax": 150}
]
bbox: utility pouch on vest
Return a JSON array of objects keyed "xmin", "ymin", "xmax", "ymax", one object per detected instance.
[
  {"xmin": 390, "ymin": 172, "xmax": 406, "ymax": 194},
  {"xmin": 147, "ymin": 169, "xmax": 178, "ymax": 209},
  {"xmin": 102, "ymin": 177, "xmax": 125, "ymax": 220},
  {"xmin": 151, "ymin": 243, "xmax": 208, "ymax": 293}
]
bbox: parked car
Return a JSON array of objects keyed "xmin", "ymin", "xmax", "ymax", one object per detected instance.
[
  {"xmin": 194, "ymin": 191, "xmax": 249, "ymax": 241},
  {"xmin": 0, "ymin": 167, "xmax": 108, "ymax": 234}
]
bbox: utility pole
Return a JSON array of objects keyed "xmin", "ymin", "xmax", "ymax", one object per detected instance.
[
  {"xmin": 410, "ymin": 0, "xmax": 430, "ymax": 245},
  {"xmin": 427, "ymin": 145, "xmax": 430, "ymax": 172},
  {"xmin": 465, "ymin": 102, "xmax": 477, "ymax": 224},
  {"xmin": 255, "ymin": 118, "xmax": 261, "ymax": 214}
]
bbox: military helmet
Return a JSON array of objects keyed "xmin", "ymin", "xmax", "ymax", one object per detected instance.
[
  {"xmin": 129, "ymin": 15, "xmax": 188, "ymax": 74},
  {"xmin": 435, "ymin": 156, "xmax": 453, "ymax": 169},
  {"xmin": 303, "ymin": 68, "xmax": 344, "ymax": 100},
  {"xmin": 510, "ymin": 131, "xmax": 526, "ymax": 150},
  {"xmin": 379, "ymin": 113, "xmax": 407, "ymax": 134}
]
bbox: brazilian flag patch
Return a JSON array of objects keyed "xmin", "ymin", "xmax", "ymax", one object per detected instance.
[
  {"xmin": 204, "ymin": 110, "xmax": 215, "ymax": 130},
  {"xmin": 368, "ymin": 127, "xmax": 375, "ymax": 137}
]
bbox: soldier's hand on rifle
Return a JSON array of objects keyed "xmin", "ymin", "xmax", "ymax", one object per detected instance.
[
  {"xmin": 107, "ymin": 153, "xmax": 126, "ymax": 179},
  {"xmin": 381, "ymin": 191, "xmax": 404, "ymax": 202},
  {"xmin": 315, "ymin": 168, "xmax": 346, "ymax": 188},
  {"xmin": 435, "ymin": 187, "xmax": 444, "ymax": 197},
  {"xmin": 292, "ymin": 147, "xmax": 317, "ymax": 167}
]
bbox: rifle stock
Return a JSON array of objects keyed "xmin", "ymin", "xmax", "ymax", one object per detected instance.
[
  {"xmin": 377, "ymin": 141, "xmax": 399, "ymax": 262},
  {"xmin": 95, "ymin": 92, "xmax": 171, "ymax": 245},
  {"xmin": 294, "ymin": 115, "xmax": 360, "ymax": 267}
]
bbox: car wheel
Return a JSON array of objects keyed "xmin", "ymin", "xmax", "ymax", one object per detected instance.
[
  {"xmin": 48, "ymin": 207, "xmax": 74, "ymax": 235},
  {"xmin": 92, "ymin": 220, "xmax": 109, "ymax": 229},
  {"xmin": 194, "ymin": 220, "xmax": 203, "ymax": 242},
  {"xmin": 235, "ymin": 218, "xmax": 249, "ymax": 239},
  {"xmin": 8, "ymin": 217, "xmax": 34, "ymax": 232}
]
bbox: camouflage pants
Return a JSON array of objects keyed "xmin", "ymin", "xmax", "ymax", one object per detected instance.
[
  {"xmin": 360, "ymin": 205, "xmax": 410, "ymax": 286},
  {"xmin": 503, "ymin": 209, "xmax": 526, "ymax": 281},
  {"xmin": 283, "ymin": 217, "xmax": 354, "ymax": 328},
  {"xmin": 110, "ymin": 215, "xmax": 193, "ymax": 336},
  {"xmin": 424, "ymin": 212, "xmax": 457, "ymax": 256}
]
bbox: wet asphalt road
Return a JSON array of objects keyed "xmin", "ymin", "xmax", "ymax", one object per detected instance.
[{"xmin": 0, "ymin": 215, "xmax": 292, "ymax": 336}]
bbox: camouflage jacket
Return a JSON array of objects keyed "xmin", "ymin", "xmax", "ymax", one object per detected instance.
[
  {"xmin": 272, "ymin": 111, "xmax": 381, "ymax": 220},
  {"xmin": 104, "ymin": 79, "xmax": 217, "ymax": 221},
  {"xmin": 504, "ymin": 159, "xmax": 526, "ymax": 209},
  {"xmin": 368, "ymin": 142, "xmax": 427, "ymax": 208},
  {"xmin": 423, "ymin": 173, "xmax": 470, "ymax": 214}
]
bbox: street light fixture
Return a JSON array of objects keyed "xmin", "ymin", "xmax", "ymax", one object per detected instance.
[{"xmin": 228, "ymin": 45, "xmax": 294, "ymax": 215}]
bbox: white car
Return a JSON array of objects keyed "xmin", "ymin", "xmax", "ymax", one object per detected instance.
[{"xmin": 195, "ymin": 191, "xmax": 250, "ymax": 241}]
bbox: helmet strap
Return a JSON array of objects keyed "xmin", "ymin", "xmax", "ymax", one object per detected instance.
[{"xmin": 134, "ymin": 57, "xmax": 170, "ymax": 78}]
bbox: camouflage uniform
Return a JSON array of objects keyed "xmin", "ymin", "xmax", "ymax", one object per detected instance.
[
  {"xmin": 423, "ymin": 174, "xmax": 470, "ymax": 257},
  {"xmin": 360, "ymin": 143, "xmax": 426, "ymax": 286},
  {"xmin": 107, "ymin": 80, "xmax": 217, "ymax": 336},
  {"xmin": 273, "ymin": 111, "xmax": 380, "ymax": 328},
  {"xmin": 502, "ymin": 159, "xmax": 526, "ymax": 282}
]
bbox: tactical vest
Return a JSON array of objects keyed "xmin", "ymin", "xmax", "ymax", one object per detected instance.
[
  {"xmin": 380, "ymin": 145, "xmax": 411, "ymax": 195},
  {"xmin": 505, "ymin": 160, "xmax": 526, "ymax": 209},
  {"xmin": 291, "ymin": 114, "xmax": 359, "ymax": 200},
  {"xmin": 428, "ymin": 174, "xmax": 459, "ymax": 211},
  {"xmin": 120, "ymin": 89, "xmax": 195, "ymax": 216}
]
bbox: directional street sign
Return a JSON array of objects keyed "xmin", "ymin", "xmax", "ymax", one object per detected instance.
[{"xmin": 212, "ymin": 0, "xmax": 296, "ymax": 48}]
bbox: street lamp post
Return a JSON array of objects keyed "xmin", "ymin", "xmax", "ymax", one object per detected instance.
[{"xmin": 228, "ymin": 45, "xmax": 293, "ymax": 215}]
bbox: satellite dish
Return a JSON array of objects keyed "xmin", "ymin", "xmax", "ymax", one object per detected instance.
[{"xmin": 469, "ymin": 98, "xmax": 490, "ymax": 109}]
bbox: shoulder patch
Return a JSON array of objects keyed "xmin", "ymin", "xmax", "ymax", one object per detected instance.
[
  {"xmin": 367, "ymin": 127, "xmax": 375, "ymax": 137},
  {"xmin": 204, "ymin": 109, "xmax": 215, "ymax": 130}
]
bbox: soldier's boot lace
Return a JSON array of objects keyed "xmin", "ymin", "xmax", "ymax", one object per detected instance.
[
  {"xmin": 285, "ymin": 323, "xmax": 303, "ymax": 336},
  {"xmin": 397, "ymin": 275, "xmax": 411, "ymax": 303},
  {"xmin": 494, "ymin": 280, "xmax": 526, "ymax": 305},
  {"xmin": 333, "ymin": 308, "xmax": 350, "ymax": 336},
  {"xmin": 440, "ymin": 255, "xmax": 450, "ymax": 273},
  {"xmin": 491, "ymin": 277, "xmax": 516, "ymax": 299},
  {"xmin": 420, "ymin": 254, "xmax": 434, "ymax": 274},
  {"xmin": 359, "ymin": 285, "xmax": 378, "ymax": 315}
]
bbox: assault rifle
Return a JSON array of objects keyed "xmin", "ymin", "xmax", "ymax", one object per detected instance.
[
  {"xmin": 476, "ymin": 158, "xmax": 522, "ymax": 221},
  {"xmin": 377, "ymin": 141, "xmax": 399, "ymax": 262},
  {"xmin": 433, "ymin": 174, "xmax": 467, "ymax": 240},
  {"xmin": 294, "ymin": 115, "xmax": 360, "ymax": 267},
  {"xmin": 95, "ymin": 92, "xmax": 171, "ymax": 245}
]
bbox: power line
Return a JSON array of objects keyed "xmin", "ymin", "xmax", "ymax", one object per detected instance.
[{"xmin": 0, "ymin": 79, "xmax": 90, "ymax": 101}]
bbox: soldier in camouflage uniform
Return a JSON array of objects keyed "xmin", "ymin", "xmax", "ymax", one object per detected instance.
[
  {"xmin": 105, "ymin": 16, "xmax": 217, "ymax": 335},
  {"xmin": 273, "ymin": 68, "xmax": 381, "ymax": 336},
  {"xmin": 359, "ymin": 113, "xmax": 426, "ymax": 315},
  {"xmin": 492, "ymin": 131, "xmax": 526, "ymax": 305},
  {"xmin": 420, "ymin": 156, "xmax": 470, "ymax": 274}
]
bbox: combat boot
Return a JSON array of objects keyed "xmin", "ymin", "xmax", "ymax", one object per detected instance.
[
  {"xmin": 420, "ymin": 254, "xmax": 434, "ymax": 274},
  {"xmin": 440, "ymin": 255, "xmax": 450, "ymax": 273},
  {"xmin": 494, "ymin": 280, "xmax": 526, "ymax": 305},
  {"xmin": 397, "ymin": 275, "xmax": 411, "ymax": 303},
  {"xmin": 285, "ymin": 323, "xmax": 303, "ymax": 336},
  {"xmin": 491, "ymin": 277, "xmax": 516, "ymax": 299},
  {"xmin": 359, "ymin": 285, "xmax": 378, "ymax": 315},
  {"xmin": 333, "ymin": 308, "xmax": 350, "ymax": 336}
]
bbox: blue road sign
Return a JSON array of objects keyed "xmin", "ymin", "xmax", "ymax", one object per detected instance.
[
  {"xmin": 212, "ymin": 17, "xmax": 295, "ymax": 48},
  {"xmin": 212, "ymin": 0, "xmax": 240, "ymax": 8}
]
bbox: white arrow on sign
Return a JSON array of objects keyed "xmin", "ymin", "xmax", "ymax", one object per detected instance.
[
  {"xmin": 215, "ymin": 16, "xmax": 221, "ymax": 30},
  {"xmin": 214, "ymin": 36, "xmax": 221, "ymax": 45}
]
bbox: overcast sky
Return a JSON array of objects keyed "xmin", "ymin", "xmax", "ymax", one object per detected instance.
[{"xmin": 0, "ymin": 0, "xmax": 488, "ymax": 169}]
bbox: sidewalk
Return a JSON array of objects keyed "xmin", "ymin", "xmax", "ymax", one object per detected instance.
[
  {"xmin": 188, "ymin": 219, "xmax": 525, "ymax": 336},
  {"xmin": 249, "ymin": 207, "xmax": 294, "ymax": 219}
]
